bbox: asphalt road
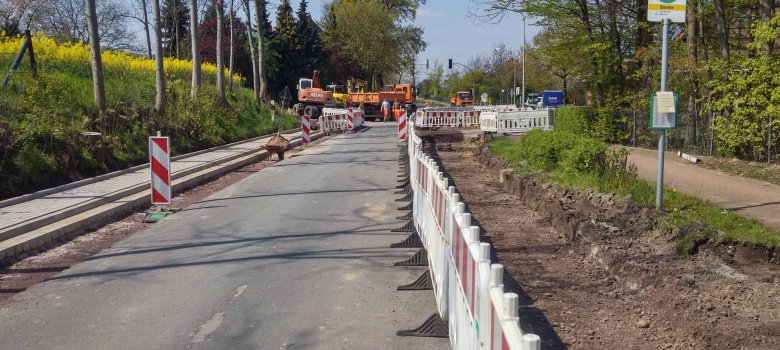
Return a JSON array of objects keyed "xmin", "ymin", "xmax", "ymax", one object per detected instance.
[{"xmin": 0, "ymin": 123, "xmax": 449, "ymax": 350}]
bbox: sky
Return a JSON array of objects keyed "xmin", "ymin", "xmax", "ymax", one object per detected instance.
[
  {"xmin": 128, "ymin": 0, "xmax": 539, "ymax": 80},
  {"xmin": 307, "ymin": 0, "xmax": 540, "ymax": 80}
]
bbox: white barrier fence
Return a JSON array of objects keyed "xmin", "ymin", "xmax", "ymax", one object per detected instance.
[
  {"xmin": 406, "ymin": 123, "xmax": 541, "ymax": 349},
  {"xmin": 413, "ymin": 106, "xmax": 550, "ymax": 130},
  {"xmin": 321, "ymin": 108, "xmax": 365, "ymax": 132},
  {"xmin": 479, "ymin": 110, "xmax": 552, "ymax": 134}
]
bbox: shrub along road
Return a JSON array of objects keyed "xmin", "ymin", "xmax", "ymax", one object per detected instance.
[{"xmin": 625, "ymin": 147, "xmax": 780, "ymax": 229}]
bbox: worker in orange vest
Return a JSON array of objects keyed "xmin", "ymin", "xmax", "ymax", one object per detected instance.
[
  {"xmin": 393, "ymin": 101, "xmax": 401, "ymax": 121},
  {"xmin": 381, "ymin": 99, "xmax": 390, "ymax": 122}
]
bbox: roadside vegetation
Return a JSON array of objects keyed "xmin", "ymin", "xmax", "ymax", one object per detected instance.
[
  {"xmin": 488, "ymin": 130, "xmax": 780, "ymax": 253},
  {"xmin": 0, "ymin": 33, "xmax": 297, "ymax": 199}
]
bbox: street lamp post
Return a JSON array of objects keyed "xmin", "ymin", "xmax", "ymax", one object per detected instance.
[{"xmin": 521, "ymin": 15, "xmax": 526, "ymax": 109}]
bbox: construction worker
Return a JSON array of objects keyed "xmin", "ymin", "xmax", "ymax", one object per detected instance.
[
  {"xmin": 393, "ymin": 101, "xmax": 401, "ymax": 121},
  {"xmin": 381, "ymin": 99, "xmax": 390, "ymax": 122}
]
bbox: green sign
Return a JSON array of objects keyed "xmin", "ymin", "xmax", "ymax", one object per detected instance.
[{"xmin": 649, "ymin": 92, "xmax": 679, "ymax": 129}]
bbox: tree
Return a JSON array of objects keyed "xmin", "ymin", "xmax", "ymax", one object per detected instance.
[
  {"xmin": 254, "ymin": 0, "xmax": 268, "ymax": 98},
  {"xmin": 242, "ymin": 0, "xmax": 260, "ymax": 101},
  {"xmin": 151, "ymin": 0, "xmax": 167, "ymax": 115},
  {"xmin": 85, "ymin": 0, "xmax": 106, "ymax": 117},
  {"xmin": 215, "ymin": 0, "xmax": 225, "ymax": 99},
  {"xmin": 190, "ymin": 0, "xmax": 201, "ymax": 95},
  {"xmin": 296, "ymin": 0, "xmax": 323, "ymax": 76},
  {"xmin": 161, "ymin": 0, "xmax": 190, "ymax": 58},
  {"xmin": 267, "ymin": 0, "xmax": 301, "ymax": 96},
  {"xmin": 36, "ymin": 0, "xmax": 136, "ymax": 50}
]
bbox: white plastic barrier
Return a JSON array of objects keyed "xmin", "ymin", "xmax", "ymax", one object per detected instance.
[
  {"xmin": 407, "ymin": 122, "xmax": 541, "ymax": 349},
  {"xmin": 417, "ymin": 110, "xmax": 460, "ymax": 127},
  {"xmin": 479, "ymin": 110, "xmax": 551, "ymax": 134},
  {"xmin": 461, "ymin": 111, "xmax": 481, "ymax": 127},
  {"xmin": 347, "ymin": 108, "xmax": 365, "ymax": 130},
  {"xmin": 321, "ymin": 108, "xmax": 349, "ymax": 132}
]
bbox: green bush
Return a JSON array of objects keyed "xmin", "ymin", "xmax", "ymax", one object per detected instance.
[
  {"xmin": 512, "ymin": 130, "xmax": 608, "ymax": 175},
  {"xmin": 561, "ymin": 137, "xmax": 608, "ymax": 174},
  {"xmin": 555, "ymin": 106, "xmax": 628, "ymax": 143}
]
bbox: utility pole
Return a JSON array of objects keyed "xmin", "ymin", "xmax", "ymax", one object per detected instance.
[{"xmin": 521, "ymin": 15, "xmax": 526, "ymax": 109}]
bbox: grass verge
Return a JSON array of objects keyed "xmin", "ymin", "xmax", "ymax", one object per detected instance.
[
  {"xmin": 698, "ymin": 157, "xmax": 780, "ymax": 187},
  {"xmin": 488, "ymin": 136, "xmax": 780, "ymax": 253}
]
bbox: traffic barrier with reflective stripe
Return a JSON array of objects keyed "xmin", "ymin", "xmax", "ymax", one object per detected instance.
[
  {"xmin": 398, "ymin": 110, "xmax": 408, "ymax": 142},
  {"xmin": 461, "ymin": 111, "xmax": 481, "ymax": 126},
  {"xmin": 302, "ymin": 115, "xmax": 311, "ymax": 144},
  {"xmin": 149, "ymin": 136, "xmax": 171, "ymax": 205},
  {"xmin": 407, "ymin": 122, "xmax": 541, "ymax": 349}
]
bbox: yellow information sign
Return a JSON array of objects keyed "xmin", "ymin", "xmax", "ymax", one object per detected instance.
[{"xmin": 648, "ymin": 0, "xmax": 686, "ymax": 23}]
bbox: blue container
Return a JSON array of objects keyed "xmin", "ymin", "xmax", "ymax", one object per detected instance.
[{"xmin": 541, "ymin": 91, "xmax": 564, "ymax": 107}]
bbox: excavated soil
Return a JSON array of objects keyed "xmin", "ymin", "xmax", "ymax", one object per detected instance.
[{"xmin": 433, "ymin": 137, "xmax": 780, "ymax": 350}]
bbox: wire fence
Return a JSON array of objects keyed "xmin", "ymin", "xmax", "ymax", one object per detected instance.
[{"xmin": 614, "ymin": 109, "xmax": 778, "ymax": 164}]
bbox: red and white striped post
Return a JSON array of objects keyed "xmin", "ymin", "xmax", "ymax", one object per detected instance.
[
  {"xmin": 149, "ymin": 136, "xmax": 171, "ymax": 205},
  {"xmin": 302, "ymin": 115, "xmax": 311, "ymax": 145},
  {"xmin": 398, "ymin": 110, "xmax": 408, "ymax": 143},
  {"xmin": 347, "ymin": 108, "xmax": 355, "ymax": 130}
]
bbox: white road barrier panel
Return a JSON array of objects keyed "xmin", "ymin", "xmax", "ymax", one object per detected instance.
[
  {"xmin": 461, "ymin": 111, "xmax": 481, "ymax": 127},
  {"xmin": 149, "ymin": 136, "xmax": 171, "ymax": 205},
  {"xmin": 302, "ymin": 115, "xmax": 311, "ymax": 144},
  {"xmin": 406, "ymin": 122, "xmax": 541, "ymax": 349},
  {"xmin": 479, "ymin": 110, "xmax": 551, "ymax": 134}
]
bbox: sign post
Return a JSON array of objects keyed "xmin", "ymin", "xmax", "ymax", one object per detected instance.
[{"xmin": 648, "ymin": 0, "xmax": 685, "ymax": 209}]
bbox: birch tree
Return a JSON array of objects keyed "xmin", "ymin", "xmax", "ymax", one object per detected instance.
[
  {"xmin": 85, "ymin": 0, "xmax": 106, "ymax": 117},
  {"xmin": 151, "ymin": 0, "xmax": 167, "ymax": 115},
  {"xmin": 190, "ymin": 0, "xmax": 201, "ymax": 95}
]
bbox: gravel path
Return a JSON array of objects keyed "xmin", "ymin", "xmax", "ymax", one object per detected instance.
[{"xmin": 626, "ymin": 147, "xmax": 780, "ymax": 229}]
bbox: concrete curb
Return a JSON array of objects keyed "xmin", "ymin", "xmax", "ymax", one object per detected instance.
[{"xmin": 0, "ymin": 132, "xmax": 323, "ymax": 262}]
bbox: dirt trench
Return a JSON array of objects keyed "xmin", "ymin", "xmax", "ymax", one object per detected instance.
[{"xmin": 429, "ymin": 136, "xmax": 780, "ymax": 350}]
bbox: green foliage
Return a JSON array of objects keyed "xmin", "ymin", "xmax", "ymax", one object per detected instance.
[
  {"xmin": 321, "ymin": 0, "xmax": 425, "ymax": 89},
  {"xmin": 0, "ymin": 53, "xmax": 297, "ymax": 199},
  {"xmin": 494, "ymin": 130, "xmax": 608, "ymax": 175},
  {"xmin": 554, "ymin": 106, "xmax": 628, "ymax": 143},
  {"xmin": 703, "ymin": 13, "xmax": 780, "ymax": 161},
  {"xmin": 489, "ymin": 136, "xmax": 780, "ymax": 249}
]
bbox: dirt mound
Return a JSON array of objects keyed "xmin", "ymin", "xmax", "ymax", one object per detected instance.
[{"xmin": 433, "ymin": 137, "xmax": 780, "ymax": 350}]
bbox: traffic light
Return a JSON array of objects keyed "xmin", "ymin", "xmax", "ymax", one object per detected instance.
[{"xmin": 448, "ymin": 59, "xmax": 453, "ymax": 69}]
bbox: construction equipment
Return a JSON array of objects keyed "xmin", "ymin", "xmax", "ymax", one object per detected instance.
[
  {"xmin": 325, "ymin": 84, "xmax": 348, "ymax": 106},
  {"xmin": 347, "ymin": 83, "xmax": 416, "ymax": 121},
  {"xmin": 293, "ymin": 70, "xmax": 336, "ymax": 119},
  {"xmin": 450, "ymin": 89, "xmax": 475, "ymax": 107}
]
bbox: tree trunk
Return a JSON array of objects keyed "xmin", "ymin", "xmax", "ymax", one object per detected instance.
[
  {"xmin": 228, "ymin": 0, "xmax": 235, "ymax": 90},
  {"xmin": 174, "ymin": 2, "xmax": 181, "ymax": 58},
  {"xmin": 686, "ymin": 0, "xmax": 699, "ymax": 148},
  {"xmin": 85, "ymin": 0, "xmax": 106, "ymax": 117},
  {"xmin": 714, "ymin": 0, "xmax": 729, "ymax": 61},
  {"xmin": 151, "ymin": 0, "xmax": 167, "ymax": 115},
  {"xmin": 215, "ymin": 0, "xmax": 225, "ymax": 100},
  {"xmin": 253, "ymin": 0, "xmax": 267, "ymax": 99},
  {"xmin": 190, "ymin": 0, "xmax": 201, "ymax": 96},
  {"xmin": 243, "ymin": 0, "xmax": 260, "ymax": 102},
  {"xmin": 141, "ymin": 0, "xmax": 153, "ymax": 59}
]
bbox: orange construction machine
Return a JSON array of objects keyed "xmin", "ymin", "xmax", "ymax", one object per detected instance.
[
  {"xmin": 348, "ymin": 83, "xmax": 416, "ymax": 121},
  {"xmin": 450, "ymin": 89, "xmax": 475, "ymax": 107},
  {"xmin": 293, "ymin": 70, "xmax": 336, "ymax": 119}
]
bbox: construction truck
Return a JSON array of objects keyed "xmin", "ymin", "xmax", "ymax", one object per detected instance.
[
  {"xmin": 325, "ymin": 84, "xmax": 348, "ymax": 106},
  {"xmin": 293, "ymin": 70, "xmax": 336, "ymax": 119},
  {"xmin": 347, "ymin": 82, "xmax": 416, "ymax": 121},
  {"xmin": 450, "ymin": 89, "xmax": 475, "ymax": 107}
]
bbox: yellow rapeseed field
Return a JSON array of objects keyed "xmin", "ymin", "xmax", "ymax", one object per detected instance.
[{"xmin": 0, "ymin": 32, "xmax": 242, "ymax": 84}]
